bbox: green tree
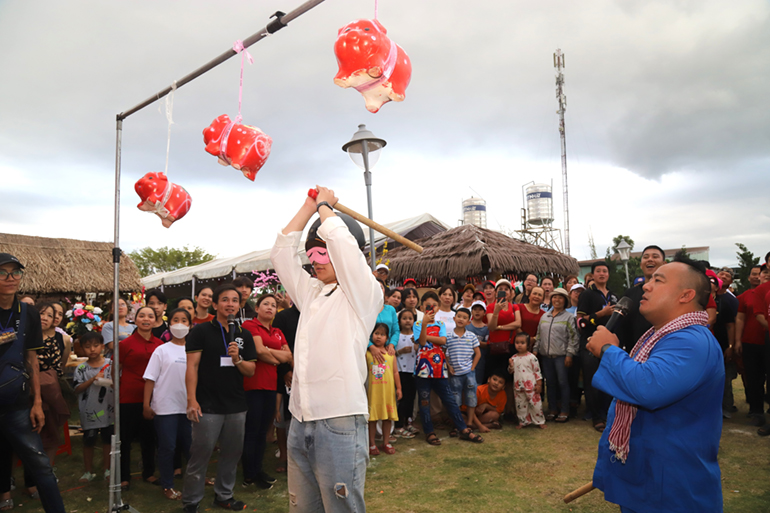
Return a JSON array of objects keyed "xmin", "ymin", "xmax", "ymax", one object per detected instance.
[
  {"xmin": 612, "ymin": 235, "xmax": 635, "ymax": 252},
  {"xmin": 128, "ymin": 246, "xmax": 216, "ymax": 277},
  {"xmin": 604, "ymin": 235, "xmax": 640, "ymax": 293},
  {"xmin": 673, "ymin": 246, "xmax": 690, "ymax": 261},
  {"xmin": 588, "ymin": 230, "xmax": 598, "ymax": 259},
  {"xmin": 735, "ymin": 243, "xmax": 759, "ymax": 294}
]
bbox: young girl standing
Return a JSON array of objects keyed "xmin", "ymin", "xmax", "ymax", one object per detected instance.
[
  {"xmin": 508, "ymin": 333, "xmax": 545, "ymax": 429},
  {"xmin": 366, "ymin": 323, "xmax": 402, "ymax": 455},
  {"xmin": 394, "ymin": 310, "xmax": 417, "ymax": 439},
  {"xmin": 143, "ymin": 308, "xmax": 192, "ymax": 500}
]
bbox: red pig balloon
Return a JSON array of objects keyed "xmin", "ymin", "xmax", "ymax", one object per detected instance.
[
  {"xmin": 334, "ymin": 19, "xmax": 412, "ymax": 113},
  {"xmin": 134, "ymin": 172, "xmax": 192, "ymax": 228},
  {"xmin": 203, "ymin": 114, "xmax": 272, "ymax": 181}
]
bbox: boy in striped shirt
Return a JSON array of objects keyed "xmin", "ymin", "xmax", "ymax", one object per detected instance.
[{"xmin": 446, "ymin": 308, "xmax": 481, "ymax": 433}]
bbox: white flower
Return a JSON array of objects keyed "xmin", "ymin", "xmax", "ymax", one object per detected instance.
[
  {"xmin": 65, "ymin": 310, "xmax": 72, "ymax": 317},
  {"xmin": 74, "ymin": 303, "xmax": 85, "ymax": 310},
  {"xmin": 86, "ymin": 324, "xmax": 93, "ymax": 331},
  {"xmin": 93, "ymin": 307, "xmax": 103, "ymax": 315}
]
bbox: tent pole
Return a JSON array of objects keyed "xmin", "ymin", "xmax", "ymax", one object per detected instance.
[
  {"xmin": 192, "ymin": 276, "xmax": 196, "ymax": 297},
  {"xmin": 108, "ymin": 118, "xmax": 125, "ymax": 512},
  {"xmin": 117, "ymin": 0, "xmax": 326, "ymax": 121}
]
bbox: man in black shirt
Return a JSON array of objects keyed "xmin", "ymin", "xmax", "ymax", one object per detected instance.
[
  {"xmin": 272, "ymin": 291, "xmax": 299, "ymax": 474},
  {"xmin": 617, "ymin": 245, "xmax": 666, "ymax": 352},
  {"xmin": 715, "ymin": 267, "xmax": 739, "ymax": 418},
  {"xmin": 232, "ymin": 277, "xmax": 256, "ymax": 325},
  {"xmin": 577, "ymin": 261, "xmax": 618, "ymax": 432},
  {"xmin": 0, "ymin": 254, "xmax": 65, "ymax": 513},
  {"xmin": 182, "ymin": 284, "xmax": 258, "ymax": 513}
]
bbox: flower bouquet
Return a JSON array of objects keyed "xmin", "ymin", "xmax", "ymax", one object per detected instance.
[
  {"xmin": 252, "ymin": 270, "xmax": 281, "ymax": 296},
  {"xmin": 65, "ymin": 303, "xmax": 103, "ymax": 337}
]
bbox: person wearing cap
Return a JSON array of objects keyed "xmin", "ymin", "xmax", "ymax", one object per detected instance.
[
  {"xmin": 270, "ymin": 187, "xmax": 381, "ymax": 512},
  {"xmin": 454, "ymin": 283, "xmax": 475, "ymax": 311},
  {"xmin": 532, "ymin": 288, "xmax": 579, "ymax": 423},
  {"xmin": 403, "ymin": 278, "xmax": 418, "ymax": 289},
  {"xmin": 616, "ymin": 245, "xmax": 666, "ymax": 353},
  {"xmin": 375, "ymin": 263, "xmax": 389, "ymax": 283},
  {"xmin": 0, "ymin": 254, "xmax": 66, "ymax": 513},
  {"xmin": 466, "ymin": 301, "xmax": 490, "ymax": 384},
  {"xmin": 567, "ymin": 283, "xmax": 584, "ymax": 315}
]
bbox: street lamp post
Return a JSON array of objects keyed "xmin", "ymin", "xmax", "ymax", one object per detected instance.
[
  {"xmin": 616, "ymin": 240, "xmax": 632, "ymax": 289},
  {"xmin": 342, "ymin": 124, "xmax": 386, "ymax": 271}
]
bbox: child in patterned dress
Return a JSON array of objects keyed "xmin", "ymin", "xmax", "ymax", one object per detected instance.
[
  {"xmin": 508, "ymin": 333, "xmax": 546, "ymax": 429},
  {"xmin": 366, "ymin": 323, "xmax": 402, "ymax": 455}
]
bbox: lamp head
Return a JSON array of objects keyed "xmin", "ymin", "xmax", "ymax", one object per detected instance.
[{"xmin": 342, "ymin": 124, "xmax": 386, "ymax": 170}]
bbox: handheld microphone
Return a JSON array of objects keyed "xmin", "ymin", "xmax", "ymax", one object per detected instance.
[
  {"xmin": 227, "ymin": 314, "xmax": 236, "ymax": 343},
  {"xmin": 604, "ymin": 297, "xmax": 634, "ymax": 333}
]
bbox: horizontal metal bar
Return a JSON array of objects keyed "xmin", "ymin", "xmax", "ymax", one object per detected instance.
[{"xmin": 117, "ymin": 0, "xmax": 326, "ymax": 120}]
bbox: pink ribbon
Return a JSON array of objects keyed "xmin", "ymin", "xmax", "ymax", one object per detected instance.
[
  {"xmin": 232, "ymin": 40, "xmax": 254, "ymax": 124},
  {"xmin": 354, "ymin": 39, "xmax": 398, "ymax": 93}
]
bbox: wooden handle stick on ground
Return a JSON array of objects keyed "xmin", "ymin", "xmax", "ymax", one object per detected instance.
[
  {"xmin": 563, "ymin": 482, "xmax": 596, "ymax": 503},
  {"xmin": 308, "ymin": 188, "xmax": 424, "ymax": 254}
]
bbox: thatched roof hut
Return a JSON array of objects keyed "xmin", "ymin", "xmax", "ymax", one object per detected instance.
[
  {"xmin": 0, "ymin": 233, "xmax": 143, "ymax": 296},
  {"xmin": 387, "ymin": 224, "xmax": 580, "ymax": 282}
]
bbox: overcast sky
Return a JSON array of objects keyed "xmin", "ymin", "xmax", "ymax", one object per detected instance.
[{"xmin": 1, "ymin": 0, "xmax": 768, "ymax": 269}]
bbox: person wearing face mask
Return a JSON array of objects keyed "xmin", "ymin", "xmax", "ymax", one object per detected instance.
[{"xmin": 143, "ymin": 308, "xmax": 193, "ymax": 500}]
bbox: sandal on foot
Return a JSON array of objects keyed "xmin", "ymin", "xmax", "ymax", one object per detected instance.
[
  {"xmin": 546, "ymin": 412, "xmax": 557, "ymax": 421},
  {"xmin": 0, "ymin": 499, "xmax": 13, "ymax": 511},
  {"xmin": 205, "ymin": 478, "xmax": 215, "ymax": 486},
  {"xmin": 448, "ymin": 429, "xmax": 459, "ymax": 437},
  {"xmin": 488, "ymin": 421, "xmax": 502, "ymax": 430},
  {"xmin": 120, "ymin": 482, "xmax": 130, "ymax": 491},
  {"xmin": 381, "ymin": 443, "xmax": 395, "ymax": 455},
  {"xmin": 369, "ymin": 445, "xmax": 380, "ymax": 456},
  {"xmin": 213, "ymin": 498, "xmax": 246, "ymax": 511},
  {"xmin": 275, "ymin": 462, "xmax": 287, "ymax": 473},
  {"xmin": 426, "ymin": 433, "xmax": 441, "ymax": 446},
  {"xmin": 143, "ymin": 477, "xmax": 161, "ymax": 486},
  {"xmin": 459, "ymin": 429, "xmax": 484, "ymax": 443},
  {"xmin": 593, "ymin": 422, "xmax": 606, "ymax": 432},
  {"xmin": 406, "ymin": 425, "xmax": 420, "ymax": 435},
  {"xmin": 163, "ymin": 488, "xmax": 182, "ymax": 500},
  {"xmin": 555, "ymin": 414, "xmax": 569, "ymax": 423},
  {"xmin": 79, "ymin": 472, "xmax": 96, "ymax": 483}
]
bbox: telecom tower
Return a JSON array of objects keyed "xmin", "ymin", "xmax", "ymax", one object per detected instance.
[{"xmin": 554, "ymin": 49, "xmax": 571, "ymax": 255}]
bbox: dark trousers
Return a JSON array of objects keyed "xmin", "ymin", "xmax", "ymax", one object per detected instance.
[
  {"xmin": 0, "ymin": 408, "xmax": 65, "ymax": 513},
  {"xmin": 242, "ymin": 389, "xmax": 276, "ymax": 480},
  {"xmin": 743, "ymin": 343, "xmax": 766, "ymax": 415},
  {"xmin": 567, "ymin": 350, "xmax": 583, "ymax": 406},
  {"xmin": 415, "ymin": 377, "xmax": 467, "ymax": 435},
  {"xmin": 120, "ymin": 402, "xmax": 157, "ymax": 482},
  {"xmin": 395, "ymin": 372, "xmax": 416, "ymax": 428},
  {"xmin": 580, "ymin": 348, "xmax": 610, "ymax": 423},
  {"xmin": 542, "ymin": 355, "xmax": 570, "ymax": 415},
  {"xmin": 154, "ymin": 414, "xmax": 191, "ymax": 489}
]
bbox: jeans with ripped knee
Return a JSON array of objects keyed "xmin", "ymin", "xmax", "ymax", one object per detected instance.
[{"xmin": 287, "ymin": 415, "xmax": 368, "ymax": 513}]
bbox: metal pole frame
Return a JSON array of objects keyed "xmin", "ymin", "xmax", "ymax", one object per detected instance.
[
  {"xmin": 109, "ymin": 2, "xmax": 326, "ymax": 510},
  {"xmin": 361, "ymin": 144, "xmax": 376, "ymax": 271}
]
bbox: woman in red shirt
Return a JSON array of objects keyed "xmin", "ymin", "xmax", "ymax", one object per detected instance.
[
  {"xmin": 241, "ymin": 295, "xmax": 293, "ymax": 489},
  {"xmin": 119, "ymin": 306, "xmax": 163, "ymax": 490},
  {"xmin": 519, "ymin": 286, "xmax": 545, "ymax": 349},
  {"xmin": 486, "ymin": 279, "xmax": 521, "ymax": 379}
]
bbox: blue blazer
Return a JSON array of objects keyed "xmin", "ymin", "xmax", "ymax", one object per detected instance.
[{"xmin": 592, "ymin": 325, "xmax": 724, "ymax": 513}]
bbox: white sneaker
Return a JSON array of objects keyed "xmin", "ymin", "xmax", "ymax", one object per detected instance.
[{"xmin": 79, "ymin": 472, "xmax": 96, "ymax": 483}]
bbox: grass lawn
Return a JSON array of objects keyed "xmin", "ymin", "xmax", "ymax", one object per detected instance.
[{"xmin": 7, "ymin": 386, "xmax": 770, "ymax": 513}]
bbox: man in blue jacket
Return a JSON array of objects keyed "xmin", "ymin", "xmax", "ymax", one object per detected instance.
[{"xmin": 587, "ymin": 256, "xmax": 723, "ymax": 513}]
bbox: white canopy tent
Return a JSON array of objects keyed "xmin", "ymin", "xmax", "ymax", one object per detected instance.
[{"xmin": 142, "ymin": 213, "xmax": 451, "ymax": 294}]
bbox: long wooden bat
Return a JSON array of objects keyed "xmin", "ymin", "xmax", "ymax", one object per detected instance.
[
  {"xmin": 308, "ymin": 189, "xmax": 423, "ymax": 254},
  {"xmin": 563, "ymin": 482, "xmax": 595, "ymax": 503}
]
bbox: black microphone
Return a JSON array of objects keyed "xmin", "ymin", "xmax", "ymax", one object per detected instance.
[
  {"xmin": 604, "ymin": 296, "xmax": 634, "ymax": 333},
  {"xmin": 227, "ymin": 314, "xmax": 236, "ymax": 343}
]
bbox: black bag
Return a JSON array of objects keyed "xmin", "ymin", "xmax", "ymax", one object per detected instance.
[{"xmin": 0, "ymin": 302, "xmax": 29, "ymax": 405}]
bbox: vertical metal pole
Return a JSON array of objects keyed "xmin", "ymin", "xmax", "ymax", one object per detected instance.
[
  {"xmin": 109, "ymin": 118, "xmax": 124, "ymax": 512},
  {"xmin": 555, "ymin": 49, "xmax": 570, "ymax": 256},
  {"xmin": 361, "ymin": 143, "xmax": 376, "ymax": 271},
  {"xmin": 192, "ymin": 276, "xmax": 196, "ymax": 298},
  {"xmin": 624, "ymin": 261, "xmax": 630, "ymax": 289}
]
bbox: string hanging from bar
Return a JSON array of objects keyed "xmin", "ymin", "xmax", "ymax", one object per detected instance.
[
  {"xmin": 163, "ymin": 81, "xmax": 177, "ymax": 176},
  {"xmin": 232, "ymin": 40, "xmax": 254, "ymax": 124}
]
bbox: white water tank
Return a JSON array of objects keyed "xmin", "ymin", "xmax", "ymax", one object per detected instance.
[
  {"xmin": 462, "ymin": 197, "xmax": 487, "ymax": 228},
  {"xmin": 525, "ymin": 184, "xmax": 554, "ymax": 226}
]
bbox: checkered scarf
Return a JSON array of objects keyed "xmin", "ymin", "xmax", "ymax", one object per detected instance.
[{"xmin": 607, "ymin": 310, "xmax": 709, "ymax": 463}]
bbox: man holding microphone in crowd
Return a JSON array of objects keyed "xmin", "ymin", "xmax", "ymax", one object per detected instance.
[
  {"xmin": 586, "ymin": 255, "xmax": 724, "ymax": 513},
  {"xmin": 271, "ymin": 186, "xmax": 381, "ymax": 513}
]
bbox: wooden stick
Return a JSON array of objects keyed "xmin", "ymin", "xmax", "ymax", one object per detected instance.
[
  {"xmin": 308, "ymin": 189, "xmax": 424, "ymax": 254},
  {"xmin": 563, "ymin": 482, "xmax": 595, "ymax": 503}
]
